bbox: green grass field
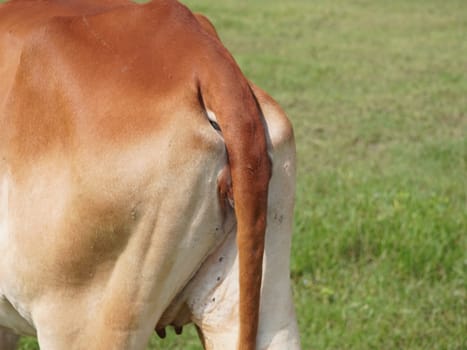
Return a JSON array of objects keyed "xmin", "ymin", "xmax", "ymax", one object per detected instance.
[{"xmin": 5, "ymin": 0, "xmax": 466, "ymax": 349}]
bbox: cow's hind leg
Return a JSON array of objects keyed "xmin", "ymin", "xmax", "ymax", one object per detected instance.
[
  {"xmin": 184, "ymin": 85, "xmax": 301, "ymax": 349},
  {"xmin": 30, "ymin": 130, "xmax": 227, "ymax": 350},
  {"xmin": 31, "ymin": 291, "xmax": 156, "ymax": 350}
]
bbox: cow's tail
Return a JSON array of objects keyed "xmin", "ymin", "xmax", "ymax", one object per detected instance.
[{"xmin": 198, "ymin": 47, "xmax": 272, "ymax": 350}]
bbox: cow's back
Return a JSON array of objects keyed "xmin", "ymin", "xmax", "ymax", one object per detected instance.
[{"xmin": 0, "ymin": 0, "xmax": 131, "ymax": 106}]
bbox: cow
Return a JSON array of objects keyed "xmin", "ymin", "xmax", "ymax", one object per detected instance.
[{"xmin": 0, "ymin": 0, "xmax": 301, "ymax": 349}]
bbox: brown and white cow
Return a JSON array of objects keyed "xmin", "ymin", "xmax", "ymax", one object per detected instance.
[{"xmin": 0, "ymin": 0, "xmax": 300, "ymax": 349}]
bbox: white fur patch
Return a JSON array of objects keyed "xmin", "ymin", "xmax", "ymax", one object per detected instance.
[{"xmin": 206, "ymin": 109, "xmax": 218, "ymax": 124}]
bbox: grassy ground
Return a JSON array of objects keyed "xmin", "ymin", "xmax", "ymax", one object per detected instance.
[{"xmin": 6, "ymin": 0, "xmax": 466, "ymax": 349}]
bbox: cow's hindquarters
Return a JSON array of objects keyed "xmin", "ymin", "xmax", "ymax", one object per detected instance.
[{"xmin": 183, "ymin": 89, "xmax": 301, "ymax": 349}]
